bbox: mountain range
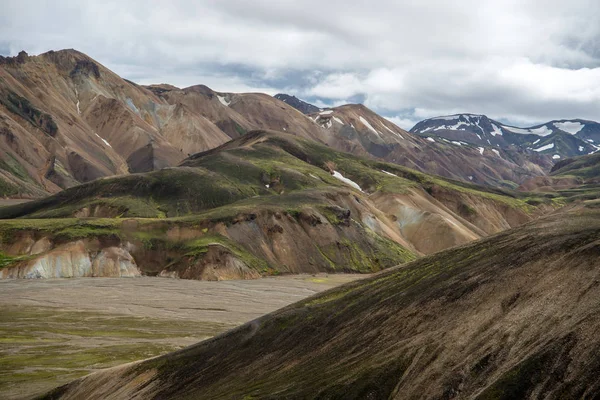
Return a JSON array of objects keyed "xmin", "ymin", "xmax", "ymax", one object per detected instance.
[
  {"xmin": 0, "ymin": 49, "xmax": 557, "ymax": 199},
  {"xmin": 3, "ymin": 48, "xmax": 600, "ymax": 398},
  {"xmin": 410, "ymin": 114, "xmax": 600, "ymax": 160}
]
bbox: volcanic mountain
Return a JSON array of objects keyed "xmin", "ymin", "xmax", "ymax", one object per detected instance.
[
  {"xmin": 0, "ymin": 50, "xmax": 554, "ymax": 199},
  {"xmin": 0, "ymin": 130, "xmax": 554, "ymax": 279},
  {"xmin": 411, "ymin": 114, "xmax": 599, "ymax": 161},
  {"xmin": 274, "ymin": 93, "xmax": 321, "ymax": 114},
  {"xmin": 42, "ymin": 203, "xmax": 600, "ymax": 399}
]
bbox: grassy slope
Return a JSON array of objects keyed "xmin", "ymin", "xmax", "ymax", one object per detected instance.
[
  {"xmin": 43, "ymin": 207, "xmax": 600, "ymax": 399},
  {"xmin": 0, "ymin": 130, "xmax": 553, "ymax": 220},
  {"xmin": 547, "ymin": 153, "xmax": 600, "ymax": 204}
]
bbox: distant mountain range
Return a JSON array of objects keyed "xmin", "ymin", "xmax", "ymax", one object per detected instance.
[{"xmin": 410, "ymin": 114, "xmax": 600, "ymax": 160}]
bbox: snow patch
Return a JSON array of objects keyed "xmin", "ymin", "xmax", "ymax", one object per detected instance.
[
  {"xmin": 332, "ymin": 171, "xmax": 363, "ymax": 192},
  {"xmin": 381, "ymin": 170, "xmax": 398, "ymax": 177},
  {"xmin": 579, "ymin": 146, "xmax": 584, "ymax": 152},
  {"xmin": 554, "ymin": 121, "xmax": 584, "ymax": 135},
  {"xmin": 451, "ymin": 141, "xmax": 463, "ymax": 146},
  {"xmin": 426, "ymin": 137, "xmax": 435, "ymax": 143},
  {"xmin": 382, "ymin": 124, "xmax": 404, "ymax": 139},
  {"xmin": 478, "ymin": 147, "xmax": 484, "ymax": 155},
  {"xmin": 533, "ymin": 139, "xmax": 540, "ymax": 145},
  {"xmin": 502, "ymin": 124, "xmax": 552, "ymax": 136},
  {"xmin": 530, "ymin": 126, "xmax": 553, "ymax": 136},
  {"xmin": 430, "ymin": 115, "xmax": 459, "ymax": 121},
  {"xmin": 95, "ymin": 133, "xmax": 112, "ymax": 148},
  {"xmin": 217, "ymin": 95, "xmax": 231, "ymax": 106},
  {"xmin": 359, "ymin": 116, "xmax": 381, "ymax": 137},
  {"xmin": 468, "ymin": 176, "xmax": 473, "ymax": 181},
  {"xmin": 533, "ymin": 142, "xmax": 555, "ymax": 152},
  {"xmin": 552, "ymin": 154, "xmax": 561, "ymax": 160},
  {"xmin": 320, "ymin": 110, "xmax": 333, "ymax": 115},
  {"xmin": 333, "ymin": 116, "xmax": 344, "ymax": 125},
  {"xmin": 490, "ymin": 124, "xmax": 503, "ymax": 136},
  {"xmin": 492, "ymin": 149, "xmax": 500, "ymax": 157}
]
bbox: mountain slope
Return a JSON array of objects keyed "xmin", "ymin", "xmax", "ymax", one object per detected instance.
[
  {"xmin": 310, "ymin": 106, "xmax": 551, "ymax": 188},
  {"xmin": 274, "ymin": 93, "xmax": 320, "ymax": 114},
  {"xmin": 411, "ymin": 114, "xmax": 599, "ymax": 161},
  {"xmin": 0, "ymin": 130, "xmax": 554, "ymax": 280},
  {"xmin": 0, "ymin": 49, "xmax": 237, "ymax": 197},
  {"xmin": 0, "ymin": 49, "xmax": 555, "ymax": 198},
  {"xmin": 42, "ymin": 206, "xmax": 600, "ymax": 399}
]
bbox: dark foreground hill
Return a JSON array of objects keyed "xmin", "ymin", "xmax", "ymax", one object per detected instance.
[{"xmin": 43, "ymin": 205, "xmax": 600, "ymax": 399}]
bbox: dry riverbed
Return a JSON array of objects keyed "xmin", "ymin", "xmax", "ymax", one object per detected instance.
[{"xmin": 0, "ymin": 274, "xmax": 364, "ymax": 399}]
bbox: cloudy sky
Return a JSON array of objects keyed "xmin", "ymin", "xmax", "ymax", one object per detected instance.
[{"xmin": 1, "ymin": 0, "xmax": 599, "ymax": 129}]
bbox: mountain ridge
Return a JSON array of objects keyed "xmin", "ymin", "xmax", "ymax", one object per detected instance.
[
  {"xmin": 0, "ymin": 49, "xmax": 557, "ymax": 198},
  {"xmin": 411, "ymin": 113, "xmax": 600, "ymax": 160}
]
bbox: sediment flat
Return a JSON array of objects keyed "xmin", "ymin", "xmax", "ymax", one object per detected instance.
[{"xmin": 0, "ymin": 274, "xmax": 363, "ymax": 399}]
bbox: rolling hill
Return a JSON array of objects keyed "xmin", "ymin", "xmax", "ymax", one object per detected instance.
[
  {"xmin": 41, "ymin": 204, "xmax": 600, "ymax": 399},
  {"xmin": 0, "ymin": 130, "xmax": 554, "ymax": 279}
]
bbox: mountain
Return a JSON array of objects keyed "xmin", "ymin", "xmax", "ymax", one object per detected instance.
[
  {"xmin": 518, "ymin": 152, "xmax": 600, "ymax": 202},
  {"xmin": 42, "ymin": 205, "xmax": 600, "ymax": 399},
  {"xmin": 0, "ymin": 49, "xmax": 555, "ymax": 198},
  {"xmin": 0, "ymin": 49, "xmax": 233, "ymax": 198},
  {"xmin": 309, "ymin": 106, "xmax": 552, "ymax": 188},
  {"xmin": 274, "ymin": 93, "xmax": 320, "ymax": 114},
  {"xmin": 0, "ymin": 130, "xmax": 554, "ymax": 279},
  {"xmin": 411, "ymin": 114, "xmax": 600, "ymax": 161}
]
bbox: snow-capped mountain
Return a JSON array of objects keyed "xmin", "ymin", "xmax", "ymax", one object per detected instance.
[{"xmin": 410, "ymin": 114, "xmax": 600, "ymax": 160}]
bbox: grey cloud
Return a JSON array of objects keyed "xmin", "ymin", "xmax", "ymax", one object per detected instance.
[{"xmin": 1, "ymin": 0, "xmax": 600, "ymax": 126}]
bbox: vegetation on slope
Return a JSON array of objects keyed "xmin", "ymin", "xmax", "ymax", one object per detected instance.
[
  {"xmin": 42, "ymin": 207, "xmax": 600, "ymax": 399},
  {"xmin": 0, "ymin": 130, "xmax": 553, "ymax": 220}
]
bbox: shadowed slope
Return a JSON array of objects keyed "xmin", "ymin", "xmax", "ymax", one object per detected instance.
[{"xmin": 43, "ymin": 207, "xmax": 600, "ymax": 399}]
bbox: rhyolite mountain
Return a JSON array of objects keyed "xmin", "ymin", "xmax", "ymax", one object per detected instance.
[
  {"xmin": 0, "ymin": 130, "xmax": 555, "ymax": 279},
  {"xmin": 411, "ymin": 114, "xmax": 600, "ymax": 161},
  {"xmin": 0, "ymin": 49, "xmax": 555, "ymax": 198},
  {"xmin": 274, "ymin": 93, "xmax": 321, "ymax": 114},
  {"xmin": 41, "ymin": 204, "xmax": 600, "ymax": 399}
]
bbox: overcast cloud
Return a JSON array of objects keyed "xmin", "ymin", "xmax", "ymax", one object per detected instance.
[{"xmin": 1, "ymin": 0, "xmax": 599, "ymax": 129}]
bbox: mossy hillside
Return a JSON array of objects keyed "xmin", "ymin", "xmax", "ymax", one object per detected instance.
[
  {"xmin": 0, "ymin": 189, "xmax": 416, "ymax": 275},
  {"xmin": 0, "ymin": 130, "xmax": 551, "ymax": 220},
  {"xmin": 0, "ymin": 177, "xmax": 18, "ymax": 197},
  {"xmin": 92, "ymin": 209, "xmax": 600, "ymax": 400},
  {"xmin": 263, "ymin": 132, "xmax": 552, "ymax": 212},
  {"xmin": 166, "ymin": 234, "xmax": 274, "ymax": 275},
  {"xmin": 0, "ymin": 251, "xmax": 32, "ymax": 269},
  {"xmin": 0, "ymin": 167, "xmax": 258, "ymax": 219}
]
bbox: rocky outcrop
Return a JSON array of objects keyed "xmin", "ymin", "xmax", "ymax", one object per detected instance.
[
  {"xmin": 0, "ymin": 240, "xmax": 140, "ymax": 279},
  {"xmin": 159, "ymin": 244, "xmax": 261, "ymax": 281}
]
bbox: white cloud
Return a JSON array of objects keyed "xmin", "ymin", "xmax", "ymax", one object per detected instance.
[{"xmin": 1, "ymin": 0, "xmax": 599, "ymax": 125}]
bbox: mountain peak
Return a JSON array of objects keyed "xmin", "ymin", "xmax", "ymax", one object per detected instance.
[{"xmin": 274, "ymin": 93, "xmax": 320, "ymax": 114}]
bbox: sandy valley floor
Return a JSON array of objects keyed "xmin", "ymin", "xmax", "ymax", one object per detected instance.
[{"xmin": 0, "ymin": 274, "xmax": 363, "ymax": 399}]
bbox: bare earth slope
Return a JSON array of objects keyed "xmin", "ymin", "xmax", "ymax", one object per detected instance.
[{"xmin": 43, "ymin": 206, "xmax": 600, "ymax": 399}]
